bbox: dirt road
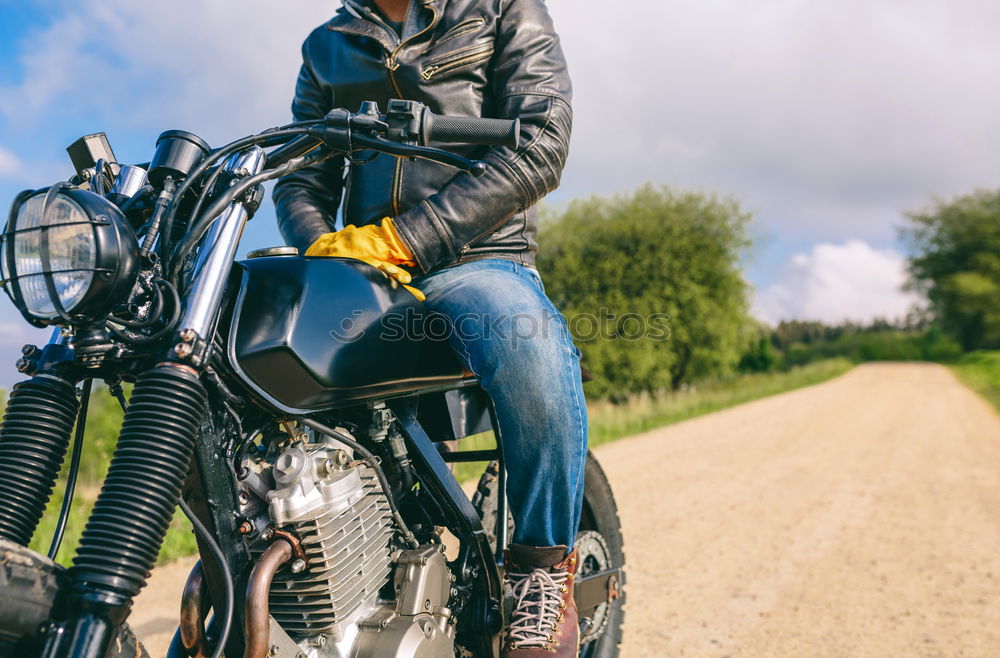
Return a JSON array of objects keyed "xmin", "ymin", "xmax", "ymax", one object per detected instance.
[{"xmin": 133, "ymin": 363, "xmax": 1000, "ymax": 656}]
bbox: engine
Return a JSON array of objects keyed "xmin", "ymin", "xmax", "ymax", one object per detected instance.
[{"xmin": 238, "ymin": 425, "xmax": 455, "ymax": 657}]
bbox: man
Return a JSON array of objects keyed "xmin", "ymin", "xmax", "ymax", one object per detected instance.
[{"xmin": 272, "ymin": 0, "xmax": 583, "ymax": 654}]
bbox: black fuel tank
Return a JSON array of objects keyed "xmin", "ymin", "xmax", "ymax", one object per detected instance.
[{"xmin": 226, "ymin": 255, "xmax": 467, "ymax": 413}]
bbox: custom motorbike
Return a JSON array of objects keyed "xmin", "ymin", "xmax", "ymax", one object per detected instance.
[{"xmin": 0, "ymin": 101, "xmax": 625, "ymax": 658}]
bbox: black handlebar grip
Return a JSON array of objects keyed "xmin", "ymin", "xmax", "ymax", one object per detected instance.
[{"xmin": 425, "ymin": 112, "xmax": 520, "ymax": 148}]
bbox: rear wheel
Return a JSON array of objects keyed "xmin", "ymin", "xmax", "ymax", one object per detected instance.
[
  {"xmin": 574, "ymin": 456, "xmax": 626, "ymax": 658},
  {"xmin": 472, "ymin": 450, "xmax": 626, "ymax": 657}
]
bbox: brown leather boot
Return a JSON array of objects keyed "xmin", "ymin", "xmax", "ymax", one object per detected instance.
[{"xmin": 503, "ymin": 544, "xmax": 580, "ymax": 657}]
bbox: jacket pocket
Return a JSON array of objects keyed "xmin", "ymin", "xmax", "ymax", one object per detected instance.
[
  {"xmin": 421, "ymin": 42, "xmax": 494, "ymax": 80},
  {"xmin": 436, "ymin": 17, "xmax": 486, "ymax": 45}
]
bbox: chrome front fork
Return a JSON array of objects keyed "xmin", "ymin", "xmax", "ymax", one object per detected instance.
[{"xmin": 176, "ymin": 146, "xmax": 266, "ymax": 355}]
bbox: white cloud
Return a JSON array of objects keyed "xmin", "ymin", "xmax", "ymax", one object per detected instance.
[
  {"xmin": 0, "ymin": 148, "xmax": 21, "ymax": 178},
  {"xmin": 4, "ymin": 0, "xmax": 1000, "ymax": 247},
  {"xmin": 547, "ymin": 0, "xmax": 1000, "ymax": 244},
  {"xmin": 753, "ymin": 240, "xmax": 923, "ymax": 325},
  {"xmin": 0, "ymin": 2, "xmax": 337, "ymax": 142},
  {"xmin": 0, "ymin": 0, "xmax": 996, "ymax": 332}
]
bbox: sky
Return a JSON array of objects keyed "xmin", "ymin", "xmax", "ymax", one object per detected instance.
[{"xmin": 1, "ymin": 0, "xmax": 999, "ymax": 385}]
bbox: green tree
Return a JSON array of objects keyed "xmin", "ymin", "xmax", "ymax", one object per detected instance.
[
  {"xmin": 739, "ymin": 323, "xmax": 779, "ymax": 373},
  {"xmin": 537, "ymin": 184, "xmax": 752, "ymax": 399},
  {"xmin": 903, "ymin": 189, "xmax": 1000, "ymax": 350}
]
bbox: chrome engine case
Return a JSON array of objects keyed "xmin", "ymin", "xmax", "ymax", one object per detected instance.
[
  {"xmin": 244, "ymin": 428, "xmax": 455, "ymax": 658},
  {"xmin": 351, "ymin": 545, "xmax": 454, "ymax": 657}
]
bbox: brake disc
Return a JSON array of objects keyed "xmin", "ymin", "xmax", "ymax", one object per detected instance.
[{"xmin": 575, "ymin": 530, "xmax": 612, "ymax": 643}]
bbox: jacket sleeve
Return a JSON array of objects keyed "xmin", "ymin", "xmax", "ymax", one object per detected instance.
[
  {"xmin": 272, "ymin": 37, "xmax": 346, "ymax": 253},
  {"xmin": 393, "ymin": 0, "xmax": 573, "ymax": 272}
]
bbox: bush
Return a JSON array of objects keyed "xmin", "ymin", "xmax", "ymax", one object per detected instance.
[
  {"xmin": 738, "ymin": 321, "xmax": 780, "ymax": 373},
  {"xmin": 777, "ymin": 325, "xmax": 962, "ymax": 366},
  {"xmin": 903, "ymin": 189, "xmax": 1000, "ymax": 350},
  {"xmin": 951, "ymin": 350, "xmax": 1000, "ymax": 411},
  {"xmin": 537, "ymin": 184, "xmax": 752, "ymax": 399}
]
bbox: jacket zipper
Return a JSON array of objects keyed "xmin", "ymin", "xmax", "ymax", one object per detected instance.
[
  {"xmin": 385, "ymin": 6, "xmax": 439, "ymax": 73},
  {"xmin": 378, "ymin": 7, "xmax": 438, "ymax": 215},
  {"xmin": 421, "ymin": 43, "xmax": 494, "ymax": 80},
  {"xmin": 390, "ymin": 159, "xmax": 402, "ymax": 216},
  {"xmin": 435, "ymin": 17, "xmax": 486, "ymax": 45}
]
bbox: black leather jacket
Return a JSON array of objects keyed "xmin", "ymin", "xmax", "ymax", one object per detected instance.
[{"xmin": 272, "ymin": 0, "xmax": 572, "ymax": 273}]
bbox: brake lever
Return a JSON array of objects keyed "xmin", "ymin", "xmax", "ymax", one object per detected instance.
[
  {"xmin": 306, "ymin": 112, "xmax": 487, "ymax": 177},
  {"xmin": 349, "ymin": 133, "xmax": 486, "ymax": 176}
]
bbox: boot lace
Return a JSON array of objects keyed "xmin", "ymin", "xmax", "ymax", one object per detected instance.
[{"xmin": 507, "ymin": 567, "xmax": 569, "ymax": 648}]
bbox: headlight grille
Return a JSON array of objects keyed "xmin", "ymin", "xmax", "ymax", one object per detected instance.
[{"xmin": 2, "ymin": 184, "xmax": 134, "ymax": 325}]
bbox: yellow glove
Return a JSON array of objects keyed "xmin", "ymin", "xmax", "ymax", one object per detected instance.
[{"xmin": 305, "ymin": 217, "xmax": 425, "ymax": 301}]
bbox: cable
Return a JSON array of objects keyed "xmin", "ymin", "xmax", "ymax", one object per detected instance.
[
  {"xmin": 232, "ymin": 429, "xmax": 261, "ymax": 478},
  {"xmin": 109, "ymin": 277, "xmax": 164, "ymax": 329},
  {"xmin": 170, "ymin": 129, "xmax": 305, "ymax": 209},
  {"xmin": 177, "ymin": 164, "xmax": 225, "ymax": 258},
  {"xmin": 107, "ymin": 279, "xmax": 180, "ymax": 346},
  {"xmin": 178, "ymin": 497, "xmax": 233, "ymax": 658},
  {"xmin": 169, "ymin": 147, "xmax": 336, "ymax": 282},
  {"xmin": 139, "ymin": 176, "xmax": 176, "ymax": 258},
  {"xmin": 161, "ymin": 128, "xmax": 311, "ymax": 262},
  {"xmin": 109, "ymin": 381, "xmax": 129, "ymax": 412},
  {"xmin": 185, "ymin": 145, "xmax": 334, "ymax": 252},
  {"xmin": 268, "ymin": 119, "xmax": 324, "ymax": 131},
  {"xmin": 47, "ymin": 378, "xmax": 92, "ymax": 560},
  {"xmin": 91, "ymin": 159, "xmax": 107, "ymax": 197},
  {"xmin": 118, "ymin": 184, "xmax": 155, "ymax": 213},
  {"xmin": 297, "ymin": 417, "xmax": 419, "ymax": 549}
]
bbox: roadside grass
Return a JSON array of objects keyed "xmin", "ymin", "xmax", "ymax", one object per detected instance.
[
  {"xmin": 30, "ymin": 490, "xmax": 197, "ymax": 567},
  {"xmin": 585, "ymin": 358, "xmax": 854, "ymax": 447},
  {"xmin": 27, "ymin": 357, "xmax": 853, "ymax": 567},
  {"xmin": 950, "ymin": 350, "xmax": 1000, "ymax": 412},
  {"xmin": 30, "ymin": 492, "xmax": 93, "ymax": 566}
]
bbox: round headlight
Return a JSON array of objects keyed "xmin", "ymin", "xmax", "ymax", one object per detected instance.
[{"xmin": 2, "ymin": 186, "xmax": 139, "ymax": 326}]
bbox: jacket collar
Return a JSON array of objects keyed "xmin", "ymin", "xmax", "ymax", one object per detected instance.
[{"xmin": 328, "ymin": 0, "xmax": 440, "ymax": 53}]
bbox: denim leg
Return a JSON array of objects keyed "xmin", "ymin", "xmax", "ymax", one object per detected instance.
[{"xmin": 414, "ymin": 259, "xmax": 589, "ymax": 548}]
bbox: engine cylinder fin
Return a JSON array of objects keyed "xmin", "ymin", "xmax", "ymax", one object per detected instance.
[{"xmin": 266, "ymin": 465, "xmax": 396, "ymax": 636}]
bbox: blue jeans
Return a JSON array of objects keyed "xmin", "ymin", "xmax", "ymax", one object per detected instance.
[{"xmin": 413, "ymin": 258, "xmax": 589, "ymax": 549}]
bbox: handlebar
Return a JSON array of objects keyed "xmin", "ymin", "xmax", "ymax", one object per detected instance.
[
  {"xmin": 105, "ymin": 101, "xmax": 515, "ymax": 282},
  {"xmin": 423, "ymin": 112, "xmax": 520, "ymax": 147},
  {"xmin": 264, "ymin": 100, "xmax": 519, "ymax": 174},
  {"xmin": 265, "ymin": 135, "xmax": 322, "ymax": 169}
]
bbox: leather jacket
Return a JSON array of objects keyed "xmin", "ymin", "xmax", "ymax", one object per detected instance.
[{"xmin": 272, "ymin": 0, "xmax": 572, "ymax": 273}]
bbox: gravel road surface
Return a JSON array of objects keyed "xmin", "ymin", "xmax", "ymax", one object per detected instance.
[{"xmin": 132, "ymin": 363, "xmax": 1000, "ymax": 656}]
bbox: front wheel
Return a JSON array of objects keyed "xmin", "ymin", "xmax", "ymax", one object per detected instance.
[
  {"xmin": 0, "ymin": 539, "xmax": 149, "ymax": 658},
  {"xmin": 472, "ymin": 450, "xmax": 626, "ymax": 657}
]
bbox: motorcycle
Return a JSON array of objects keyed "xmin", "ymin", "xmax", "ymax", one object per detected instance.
[{"xmin": 0, "ymin": 100, "xmax": 625, "ymax": 658}]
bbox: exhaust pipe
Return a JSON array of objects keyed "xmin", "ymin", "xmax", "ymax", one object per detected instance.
[
  {"xmin": 179, "ymin": 560, "xmax": 210, "ymax": 658},
  {"xmin": 244, "ymin": 539, "xmax": 293, "ymax": 658}
]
